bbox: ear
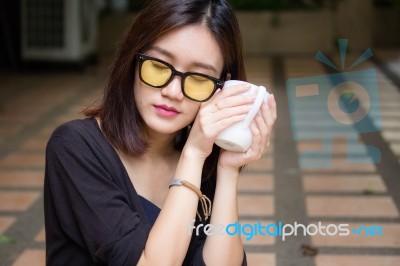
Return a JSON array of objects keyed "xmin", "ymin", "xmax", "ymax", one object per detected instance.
[{"xmin": 225, "ymin": 73, "xmax": 231, "ymax": 81}]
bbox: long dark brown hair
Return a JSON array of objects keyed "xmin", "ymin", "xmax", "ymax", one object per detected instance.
[{"xmin": 84, "ymin": 0, "xmax": 246, "ymax": 181}]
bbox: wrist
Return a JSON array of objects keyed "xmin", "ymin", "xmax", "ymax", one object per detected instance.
[
  {"xmin": 182, "ymin": 145, "xmax": 208, "ymax": 161},
  {"xmin": 215, "ymin": 168, "xmax": 239, "ymax": 196},
  {"xmin": 217, "ymin": 165, "xmax": 240, "ymax": 183},
  {"xmin": 175, "ymin": 147, "xmax": 207, "ymax": 187},
  {"xmin": 217, "ymin": 164, "xmax": 240, "ymax": 177}
]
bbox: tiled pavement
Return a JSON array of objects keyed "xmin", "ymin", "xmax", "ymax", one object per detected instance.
[{"xmin": 1, "ymin": 50, "xmax": 400, "ymax": 266}]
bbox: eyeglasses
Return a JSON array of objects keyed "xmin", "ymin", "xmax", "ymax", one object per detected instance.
[{"xmin": 135, "ymin": 53, "xmax": 225, "ymax": 102}]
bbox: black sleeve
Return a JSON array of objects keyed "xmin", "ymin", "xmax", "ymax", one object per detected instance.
[{"xmin": 45, "ymin": 135, "xmax": 151, "ymax": 265}]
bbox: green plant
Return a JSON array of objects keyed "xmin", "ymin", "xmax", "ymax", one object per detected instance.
[{"xmin": 0, "ymin": 235, "xmax": 14, "ymax": 244}]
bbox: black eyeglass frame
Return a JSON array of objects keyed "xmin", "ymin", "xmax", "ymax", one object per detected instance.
[{"xmin": 135, "ymin": 53, "xmax": 225, "ymax": 102}]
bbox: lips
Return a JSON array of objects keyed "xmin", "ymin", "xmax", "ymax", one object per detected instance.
[
  {"xmin": 156, "ymin": 104, "xmax": 178, "ymax": 113},
  {"xmin": 154, "ymin": 104, "xmax": 180, "ymax": 117}
]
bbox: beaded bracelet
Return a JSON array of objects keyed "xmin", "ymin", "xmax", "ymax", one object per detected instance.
[{"xmin": 169, "ymin": 179, "xmax": 212, "ymax": 221}]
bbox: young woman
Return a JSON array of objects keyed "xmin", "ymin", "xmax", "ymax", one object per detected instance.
[{"xmin": 44, "ymin": 0, "xmax": 277, "ymax": 265}]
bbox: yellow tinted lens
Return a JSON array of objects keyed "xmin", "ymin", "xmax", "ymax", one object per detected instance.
[
  {"xmin": 184, "ymin": 75, "xmax": 215, "ymax": 101},
  {"xmin": 141, "ymin": 60, "xmax": 172, "ymax": 86}
]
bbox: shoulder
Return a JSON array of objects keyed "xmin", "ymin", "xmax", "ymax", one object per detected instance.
[
  {"xmin": 51, "ymin": 118, "xmax": 97, "ymax": 139},
  {"xmin": 47, "ymin": 118, "xmax": 103, "ymax": 152}
]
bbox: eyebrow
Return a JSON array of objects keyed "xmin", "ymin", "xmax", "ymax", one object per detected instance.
[{"xmin": 149, "ymin": 46, "xmax": 219, "ymax": 74}]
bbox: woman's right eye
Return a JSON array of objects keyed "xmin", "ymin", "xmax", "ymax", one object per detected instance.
[{"xmin": 151, "ymin": 61, "xmax": 169, "ymax": 70}]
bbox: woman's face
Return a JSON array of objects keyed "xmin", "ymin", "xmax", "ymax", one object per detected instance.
[{"xmin": 134, "ymin": 24, "xmax": 224, "ymax": 138}]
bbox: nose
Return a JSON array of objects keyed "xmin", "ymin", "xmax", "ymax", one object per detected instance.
[{"xmin": 161, "ymin": 75, "xmax": 184, "ymax": 101}]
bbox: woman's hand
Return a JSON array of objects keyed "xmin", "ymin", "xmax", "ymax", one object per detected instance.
[
  {"xmin": 183, "ymin": 84, "xmax": 256, "ymax": 159},
  {"xmin": 217, "ymin": 94, "xmax": 277, "ymax": 174}
]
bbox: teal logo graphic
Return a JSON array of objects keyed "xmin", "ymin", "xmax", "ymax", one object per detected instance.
[
  {"xmin": 339, "ymin": 90, "xmax": 359, "ymax": 113},
  {"xmin": 286, "ymin": 39, "xmax": 382, "ymax": 168}
]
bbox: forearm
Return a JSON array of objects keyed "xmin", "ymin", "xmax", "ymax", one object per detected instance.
[
  {"xmin": 203, "ymin": 168, "xmax": 244, "ymax": 266},
  {"xmin": 137, "ymin": 148, "xmax": 204, "ymax": 266}
]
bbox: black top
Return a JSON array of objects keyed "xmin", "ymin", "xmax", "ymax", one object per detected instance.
[
  {"xmin": 138, "ymin": 195, "xmax": 160, "ymax": 226},
  {"xmin": 44, "ymin": 118, "xmax": 246, "ymax": 265}
]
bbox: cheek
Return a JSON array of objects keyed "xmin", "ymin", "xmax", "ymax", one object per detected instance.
[
  {"xmin": 134, "ymin": 77, "xmax": 147, "ymax": 106},
  {"xmin": 185, "ymin": 102, "xmax": 201, "ymax": 121},
  {"xmin": 134, "ymin": 70, "xmax": 144, "ymax": 100}
]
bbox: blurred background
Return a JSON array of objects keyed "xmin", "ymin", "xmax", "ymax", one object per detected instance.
[
  {"xmin": 1, "ymin": 0, "xmax": 400, "ymax": 70},
  {"xmin": 0, "ymin": 0, "xmax": 399, "ymax": 265}
]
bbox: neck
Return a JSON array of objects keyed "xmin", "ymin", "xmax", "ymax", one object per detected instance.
[
  {"xmin": 145, "ymin": 138, "xmax": 177, "ymax": 160},
  {"xmin": 145, "ymin": 128, "xmax": 178, "ymax": 157},
  {"xmin": 117, "ymin": 132, "xmax": 179, "ymax": 171}
]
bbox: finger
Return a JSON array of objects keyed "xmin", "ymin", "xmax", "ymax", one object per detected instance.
[
  {"xmin": 254, "ymin": 113, "xmax": 270, "ymax": 152},
  {"xmin": 268, "ymin": 94, "xmax": 277, "ymax": 122},
  {"xmin": 207, "ymin": 103, "xmax": 253, "ymax": 123},
  {"xmin": 250, "ymin": 121, "xmax": 261, "ymax": 148},
  {"xmin": 213, "ymin": 114, "xmax": 247, "ymax": 134},
  {"xmin": 219, "ymin": 84, "xmax": 252, "ymax": 98},
  {"xmin": 255, "ymin": 111, "xmax": 269, "ymax": 139},
  {"xmin": 246, "ymin": 121, "xmax": 262, "ymax": 159},
  {"xmin": 196, "ymin": 112, "xmax": 248, "ymax": 141},
  {"xmin": 215, "ymin": 94, "xmax": 255, "ymax": 110},
  {"xmin": 260, "ymin": 100, "xmax": 274, "ymax": 129},
  {"xmin": 203, "ymin": 87, "xmax": 252, "ymax": 113},
  {"xmin": 207, "ymin": 84, "xmax": 250, "ymax": 106}
]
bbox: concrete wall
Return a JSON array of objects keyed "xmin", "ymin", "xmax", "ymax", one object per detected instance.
[
  {"xmin": 333, "ymin": 0, "xmax": 374, "ymax": 51},
  {"xmin": 237, "ymin": 10, "xmax": 334, "ymax": 55},
  {"xmin": 238, "ymin": 0, "xmax": 375, "ymax": 55},
  {"xmin": 97, "ymin": 0, "xmax": 398, "ymax": 56},
  {"xmin": 374, "ymin": 8, "xmax": 400, "ymax": 48},
  {"xmin": 98, "ymin": 11, "xmax": 335, "ymax": 55}
]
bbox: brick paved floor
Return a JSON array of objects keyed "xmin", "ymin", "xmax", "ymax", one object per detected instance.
[{"xmin": 0, "ymin": 50, "xmax": 400, "ymax": 265}]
